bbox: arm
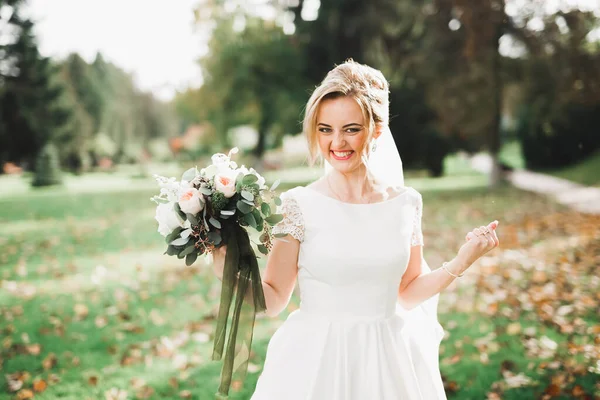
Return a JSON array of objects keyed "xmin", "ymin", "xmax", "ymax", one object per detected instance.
[
  {"xmin": 397, "ymin": 245, "xmax": 469, "ymax": 310},
  {"xmin": 212, "ymin": 192, "xmax": 302, "ymax": 317},
  {"xmin": 212, "ymin": 235, "xmax": 299, "ymax": 317},
  {"xmin": 397, "ymin": 191, "xmax": 499, "ymax": 310}
]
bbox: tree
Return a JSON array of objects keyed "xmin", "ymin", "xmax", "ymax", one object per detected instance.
[
  {"xmin": 31, "ymin": 143, "xmax": 63, "ymax": 187},
  {"xmin": 0, "ymin": 0, "xmax": 71, "ymax": 169},
  {"xmin": 194, "ymin": 15, "xmax": 307, "ymax": 163}
]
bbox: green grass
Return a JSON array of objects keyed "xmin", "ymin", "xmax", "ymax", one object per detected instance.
[
  {"xmin": 0, "ymin": 167, "xmax": 598, "ymax": 400},
  {"xmin": 545, "ymin": 150, "xmax": 600, "ymax": 187}
]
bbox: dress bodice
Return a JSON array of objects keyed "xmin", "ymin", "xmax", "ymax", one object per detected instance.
[{"xmin": 272, "ymin": 185, "xmax": 424, "ymax": 320}]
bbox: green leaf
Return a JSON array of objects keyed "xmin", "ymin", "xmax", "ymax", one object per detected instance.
[
  {"xmin": 252, "ymin": 208, "xmax": 263, "ymax": 226},
  {"xmin": 257, "ymin": 244, "xmax": 268, "ymax": 255},
  {"xmin": 171, "ymin": 236, "xmax": 190, "ymax": 246},
  {"xmin": 182, "ymin": 167, "xmax": 197, "ymax": 182},
  {"xmin": 220, "ymin": 209, "xmax": 235, "ymax": 216},
  {"xmin": 236, "ymin": 200, "xmax": 253, "ymax": 214},
  {"xmin": 273, "ymin": 233, "xmax": 288, "ymax": 238},
  {"xmin": 259, "ymin": 232, "xmax": 269, "ymax": 243},
  {"xmin": 274, "ymin": 196, "xmax": 282, "ymax": 206},
  {"xmin": 265, "ymin": 213, "xmax": 284, "ymax": 225},
  {"xmin": 270, "ymin": 179, "xmax": 281, "ymax": 191},
  {"xmin": 243, "ymin": 213, "xmax": 257, "ymax": 229},
  {"xmin": 174, "ymin": 203, "xmax": 186, "ymax": 220},
  {"xmin": 261, "ymin": 202, "xmax": 271, "ymax": 216},
  {"xmin": 241, "ymin": 199, "xmax": 254, "ymax": 206},
  {"xmin": 185, "ymin": 252, "xmax": 198, "ymax": 266},
  {"xmin": 165, "ymin": 245, "xmax": 178, "ymax": 255},
  {"xmin": 180, "ymin": 244, "xmax": 196, "ymax": 257},
  {"xmin": 207, "ymin": 231, "xmax": 222, "ymax": 246},
  {"xmin": 186, "ymin": 213, "xmax": 199, "ymax": 226},
  {"xmin": 165, "ymin": 227, "xmax": 184, "ymax": 244},
  {"xmin": 242, "ymin": 174, "xmax": 258, "ymax": 184},
  {"xmin": 209, "ymin": 217, "xmax": 222, "ymax": 229},
  {"xmin": 199, "ymin": 187, "xmax": 212, "ymax": 196},
  {"xmin": 241, "ymin": 190, "xmax": 254, "ymax": 201}
]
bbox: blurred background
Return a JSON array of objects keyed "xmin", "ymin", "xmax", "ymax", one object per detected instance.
[{"xmin": 1, "ymin": 0, "xmax": 599, "ymax": 399}]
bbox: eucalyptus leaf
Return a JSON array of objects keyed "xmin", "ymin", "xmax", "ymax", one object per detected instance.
[
  {"xmin": 199, "ymin": 187, "xmax": 212, "ymax": 196},
  {"xmin": 174, "ymin": 203, "xmax": 186, "ymax": 220},
  {"xmin": 165, "ymin": 227, "xmax": 184, "ymax": 244},
  {"xmin": 182, "ymin": 167, "xmax": 197, "ymax": 182},
  {"xmin": 207, "ymin": 231, "xmax": 222, "ymax": 246},
  {"xmin": 180, "ymin": 228, "xmax": 193, "ymax": 239},
  {"xmin": 186, "ymin": 213, "xmax": 199, "ymax": 226},
  {"xmin": 236, "ymin": 200, "xmax": 253, "ymax": 214},
  {"xmin": 257, "ymin": 244, "xmax": 268, "ymax": 255},
  {"xmin": 270, "ymin": 179, "xmax": 281, "ymax": 191},
  {"xmin": 243, "ymin": 213, "xmax": 257, "ymax": 229},
  {"xmin": 203, "ymin": 206, "xmax": 209, "ymax": 229},
  {"xmin": 165, "ymin": 245, "xmax": 178, "ymax": 256},
  {"xmin": 252, "ymin": 208, "xmax": 263, "ymax": 226},
  {"xmin": 185, "ymin": 252, "xmax": 198, "ymax": 266},
  {"xmin": 220, "ymin": 209, "xmax": 235, "ymax": 216},
  {"xmin": 241, "ymin": 190, "xmax": 254, "ymax": 201},
  {"xmin": 261, "ymin": 202, "xmax": 271, "ymax": 216},
  {"xmin": 259, "ymin": 232, "xmax": 269, "ymax": 243},
  {"xmin": 209, "ymin": 217, "xmax": 222, "ymax": 229},
  {"xmin": 171, "ymin": 236, "xmax": 191, "ymax": 246},
  {"xmin": 273, "ymin": 233, "xmax": 289, "ymax": 238},
  {"xmin": 274, "ymin": 196, "xmax": 282, "ymax": 206},
  {"xmin": 242, "ymin": 174, "xmax": 258, "ymax": 184},
  {"xmin": 265, "ymin": 214, "xmax": 284, "ymax": 225},
  {"xmin": 241, "ymin": 199, "xmax": 254, "ymax": 206},
  {"xmin": 180, "ymin": 244, "xmax": 196, "ymax": 257}
]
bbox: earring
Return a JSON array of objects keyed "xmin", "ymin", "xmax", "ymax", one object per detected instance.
[{"xmin": 371, "ymin": 141, "xmax": 377, "ymax": 153}]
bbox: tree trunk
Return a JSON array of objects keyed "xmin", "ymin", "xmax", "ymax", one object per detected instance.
[{"xmin": 488, "ymin": 25, "xmax": 503, "ymax": 188}]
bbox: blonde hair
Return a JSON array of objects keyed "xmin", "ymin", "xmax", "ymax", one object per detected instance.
[{"xmin": 303, "ymin": 59, "xmax": 390, "ymax": 166}]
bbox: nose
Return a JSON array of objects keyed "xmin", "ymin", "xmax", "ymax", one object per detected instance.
[{"xmin": 331, "ymin": 131, "xmax": 345, "ymax": 148}]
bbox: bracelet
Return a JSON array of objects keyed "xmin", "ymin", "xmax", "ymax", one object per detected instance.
[{"xmin": 441, "ymin": 262, "xmax": 464, "ymax": 278}]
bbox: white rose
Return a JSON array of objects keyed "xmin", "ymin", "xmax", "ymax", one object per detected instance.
[
  {"xmin": 178, "ymin": 187, "xmax": 205, "ymax": 215},
  {"xmin": 155, "ymin": 202, "xmax": 185, "ymax": 237},
  {"xmin": 211, "ymin": 153, "xmax": 229, "ymax": 165},
  {"xmin": 248, "ymin": 167, "xmax": 266, "ymax": 189},
  {"xmin": 257, "ymin": 175, "xmax": 266, "ymax": 189},
  {"xmin": 214, "ymin": 170, "xmax": 238, "ymax": 198}
]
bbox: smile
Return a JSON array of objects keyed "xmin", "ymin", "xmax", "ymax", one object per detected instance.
[{"xmin": 331, "ymin": 150, "xmax": 354, "ymax": 160}]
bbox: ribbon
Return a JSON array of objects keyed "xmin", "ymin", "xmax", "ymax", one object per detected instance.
[{"xmin": 213, "ymin": 222, "xmax": 267, "ymax": 399}]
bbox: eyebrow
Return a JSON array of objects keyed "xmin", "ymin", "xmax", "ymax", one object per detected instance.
[{"xmin": 317, "ymin": 123, "xmax": 363, "ymax": 128}]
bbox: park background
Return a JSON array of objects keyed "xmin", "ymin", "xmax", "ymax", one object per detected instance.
[{"xmin": 1, "ymin": 0, "xmax": 599, "ymax": 399}]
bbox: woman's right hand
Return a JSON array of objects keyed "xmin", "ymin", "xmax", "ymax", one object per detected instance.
[{"xmin": 212, "ymin": 245, "xmax": 228, "ymax": 280}]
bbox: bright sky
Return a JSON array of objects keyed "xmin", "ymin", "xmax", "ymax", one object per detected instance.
[
  {"xmin": 20, "ymin": 0, "xmax": 599, "ymax": 101},
  {"xmin": 23, "ymin": 0, "xmax": 207, "ymax": 101}
]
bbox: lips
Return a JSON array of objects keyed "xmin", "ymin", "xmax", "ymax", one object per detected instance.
[{"xmin": 330, "ymin": 150, "xmax": 354, "ymax": 161}]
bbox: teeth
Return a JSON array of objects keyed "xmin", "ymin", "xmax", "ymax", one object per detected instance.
[{"xmin": 333, "ymin": 151, "xmax": 353, "ymax": 157}]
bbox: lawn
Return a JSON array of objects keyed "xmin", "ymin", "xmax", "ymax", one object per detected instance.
[{"xmin": 0, "ymin": 167, "xmax": 598, "ymax": 400}]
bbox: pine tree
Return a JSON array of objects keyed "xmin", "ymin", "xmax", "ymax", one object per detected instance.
[
  {"xmin": 0, "ymin": 1, "xmax": 71, "ymax": 169},
  {"xmin": 31, "ymin": 143, "xmax": 63, "ymax": 187}
]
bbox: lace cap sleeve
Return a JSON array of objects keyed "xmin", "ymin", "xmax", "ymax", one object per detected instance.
[
  {"xmin": 411, "ymin": 191, "xmax": 424, "ymax": 247},
  {"xmin": 272, "ymin": 190, "xmax": 305, "ymax": 243}
]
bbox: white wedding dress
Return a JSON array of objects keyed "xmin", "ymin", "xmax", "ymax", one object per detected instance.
[{"xmin": 250, "ymin": 185, "xmax": 447, "ymax": 400}]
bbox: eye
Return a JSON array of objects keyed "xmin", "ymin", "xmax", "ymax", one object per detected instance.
[
  {"xmin": 345, "ymin": 127, "xmax": 361, "ymax": 134},
  {"xmin": 318, "ymin": 127, "xmax": 332, "ymax": 134}
]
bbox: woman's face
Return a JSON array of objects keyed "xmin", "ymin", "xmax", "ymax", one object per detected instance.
[{"xmin": 316, "ymin": 96, "xmax": 370, "ymax": 174}]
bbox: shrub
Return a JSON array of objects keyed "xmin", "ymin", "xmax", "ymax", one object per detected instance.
[{"xmin": 31, "ymin": 143, "xmax": 63, "ymax": 187}]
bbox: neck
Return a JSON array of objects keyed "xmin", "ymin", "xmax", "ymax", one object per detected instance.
[{"xmin": 327, "ymin": 165, "xmax": 384, "ymax": 201}]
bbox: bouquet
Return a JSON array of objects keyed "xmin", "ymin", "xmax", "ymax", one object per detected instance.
[{"xmin": 151, "ymin": 148, "xmax": 284, "ymax": 399}]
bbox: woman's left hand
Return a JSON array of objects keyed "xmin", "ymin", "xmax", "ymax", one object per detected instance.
[{"xmin": 456, "ymin": 220, "xmax": 500, "ymax": 268}]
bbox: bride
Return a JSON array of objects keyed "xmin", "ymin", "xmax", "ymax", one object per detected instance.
[{"xmin": 213, "ymin": 59, "xmax": 500, "ymax": 399}]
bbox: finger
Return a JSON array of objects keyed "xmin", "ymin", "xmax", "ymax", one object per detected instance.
[
  {"xmin": 488, "ymin": 220, "xmax": 499, "ymax": 230},
  {"xmin": 491, "ymin": 230, "xmax": 500, "ymax": 247}
]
